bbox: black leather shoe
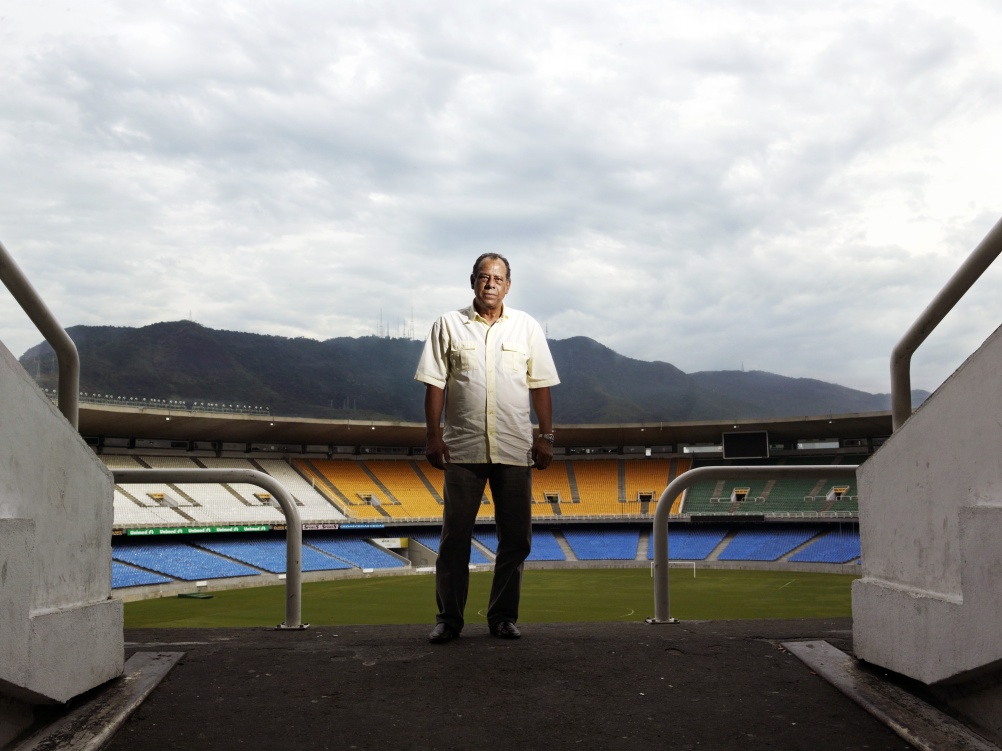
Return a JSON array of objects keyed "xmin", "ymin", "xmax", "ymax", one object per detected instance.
[
  {"xmin": 490, "ymin": 621, "xmax": 521, "ymax": 640},
  {"xmin": 429, "ymin": 622, "xmax": 460, "ymax": 644}
]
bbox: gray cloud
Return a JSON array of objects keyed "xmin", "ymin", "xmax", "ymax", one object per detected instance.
[{"xmin": 2, "ymin": 0, "xmax": 1002, "ymax": 398}]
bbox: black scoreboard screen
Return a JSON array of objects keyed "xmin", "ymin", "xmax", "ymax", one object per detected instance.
[{"xmin": 722, "ymin": 430, "xmax": 769, "ymax": 460}]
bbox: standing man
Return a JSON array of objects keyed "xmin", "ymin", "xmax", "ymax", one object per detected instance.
[{"xmin": 415, "ymin": 253, "xmax": 559, "ymax": 643}]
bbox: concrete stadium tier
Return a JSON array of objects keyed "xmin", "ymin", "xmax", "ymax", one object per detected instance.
[
  {"xmin": 0, "ymin": 341, "xmax": 123, "ymax": 745},
  {"xmin": 853, "ymin": 321, "xmax": 1002, "ymax": 743}
]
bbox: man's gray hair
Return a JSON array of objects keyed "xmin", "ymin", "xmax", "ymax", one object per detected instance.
[{"xmin": 472, "ymin": 253, "xmax": 511, "ymax": 280}]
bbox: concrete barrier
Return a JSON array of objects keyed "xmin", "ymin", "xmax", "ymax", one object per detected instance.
[{"xmin": 0, "ymin": 339, "xmax": 123, "ymax": 743}]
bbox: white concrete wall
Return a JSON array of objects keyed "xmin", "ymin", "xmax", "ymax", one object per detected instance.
[
  {"xmin": 0, "ymin": 339, "xmax": 123, "ymax": 708},
  {"xmin": 853, "ymin": 322, "xmax": 1002, "ymax": 686}
]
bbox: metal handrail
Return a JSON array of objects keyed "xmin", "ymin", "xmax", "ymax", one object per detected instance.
[
  {"xmin": 890, "ymin": 216, "xmax": 1002, "ymax": 431},
  {"xmin": 0, "ymin": 239, "xmax": 80, "ymax": 428},
  {"xmin": 647, "ymin": 465, "xmax": 858, "ymax": 623},
  {"xmin": 112, "ymin": 468, "xmax": 307, "ymax": 629}
]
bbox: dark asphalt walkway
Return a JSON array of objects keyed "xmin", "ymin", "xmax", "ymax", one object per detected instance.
[{"xmin": 94, "ymin": 618, "xmax": 917, "ymax": 751}]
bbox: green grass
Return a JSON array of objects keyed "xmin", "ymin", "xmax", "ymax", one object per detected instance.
[{"xmin": 123, "ymin": 569, "xmax": 858, "ymax": 628}]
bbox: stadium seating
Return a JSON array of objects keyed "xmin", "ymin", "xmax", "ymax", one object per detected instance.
[
  {"xmin": 307, "ymin": 534, "xmax": 407, "ymax": 569},
  {"xmin": 532, "ymin": 463, "xmax": 577, "ymax": 515},
  {"xmin": 682, "ymin": 478, "xmax": 771, "ymax": 515},
  {"xmin": 624, "ymin": 458, "xmax": 670, "ymax": 502},
  {"xmin": 569, "ymin": 460, "xmax": 622, "ymax": 515},
  {"xmin": 141, "ymin": 455, "xmax": 201, "ymax": 470},
  {"xmin": 407, "ymin": 530, "xmax": 491, "ymax": 564},
  {"xmin": 562, "ymin": 526, "xmax": 641, "ymax": 560},
  {"xmin": 647, "ymin": 525, "xmax": 731, "ymax": 561},
  {"xmin": 101, "ymin": 454, "xmax": 147, "ymax": 471},
  {"xmin": 108, "ymin": 520, "xmax": 860, "ymax": 590},
  {"xmin": 363, "ymin": 461, "xmax": 443, "ymax": 518},
  {"xmin": 474, "ymin": 527, "xmax": 567, "ymax": 561},
  {"xmin": 112, "ymin": 539, "xmax": 260, "ymax": 580},
  {"xmin": 112, "ymin": 561, "xmax": 173, "ymax": 588},
  {"xmin": 822, "ymin": 479, "xmax": 860, "ymax": 514},
  {"xmin": 679, "ymin": 456, "xmax": 861, "ymax": 517},
  {"xmin": 103, "ymin": 453, "xmax": 863, "ymax": 591},
  {"xmin": 472, "ymin": 528, "xmax": 499, "ymax": 552},
  {"xmin": 717, "ymin": 525, "xmax": 822, "ymax": 561},
  {"xmin": 662, "ymin": 457, "xmax": 692, "ymax": 515},
  {"xmin": 104, "ymin": 455, "xmax": 860, "ymax": 527},
  {"xmin": 789, "ymin": 527, "xmax": 861, "ymax": 563},
  {"xmin": 413, "ymin": 461, "xmax": 447, "ymax": 499},
  {"xmin": 113, "ymin": 488, "xmax": 188, "ymax": 526},
  {"xmin": 191, "ymin": 456, "xmax": 294, "ymax": 513},
  {"xmin": 182, "ymin": 483, "xmax": 285, "ymax": 524},
  {"xmin": 294, "ymin": 459, "xmax": 393, "ymax": 520},
  {"xmin": 526, "ymin": 529, "xmax": 567, "ymax": 561},
  {"xmin": 764, "ymin": 477, "xmax": 827, "ymax": 512},
  {"xmin": 195, "ymin": 537, "xmax": 352, "ymax": 573},
  {"xmin": 234, "ymin": 458, "xmax": 348, "ymax": 522},
  {"xmin": 106, "ymin": 455, "xmax": 346, "ymax": 527}
]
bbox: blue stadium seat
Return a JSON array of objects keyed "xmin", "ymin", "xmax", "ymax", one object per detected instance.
[
  {"xmin": 307, "ymin": 534, "xmax": 407, "ymax": 569},
  {"xmin": 408, "ymin": 530, "xmax": 490, "ymax": 564},
  {"xmin": 526, "ymin": 528, "xmax": 566, "ymax": 561},
  {"xmin": 647, "ymin": 525, "xmax": 731, "ymax": 561},
  {"xmin": 196, "ymin": 537, "xmax": 351, "ymax": 573},
  {"xmin": 789, "ymin": 527, "xmax": 860, "ymax": 563},
  {"xmin": 562, "ymin": 526, "xmax": 640, "ymax": 560},
  {"xmin": 112, "ymin": 560, "xmax": 173, "ymax": 588},
  {"xmin": 718, "ymin": 525, "xmax": 822, "ymax": 561},
  {"xmin": 474, "ymin": 527, "xmax": 566, "ymax": 561},
  {"xmin": 112, "ymin": 539, "xmax": 259, "ymax": 581},
  {"xmin": 473, "ymin": 528, "xmax": 499, "ymax": 552}
]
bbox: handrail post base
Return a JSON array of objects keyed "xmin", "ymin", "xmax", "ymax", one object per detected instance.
[{"xmin": 645, "ymin": 616, "xmax": 678, "ymax": 625}]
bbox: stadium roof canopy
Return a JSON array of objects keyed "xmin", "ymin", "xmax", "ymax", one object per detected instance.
[{"xmin": 79, "ymin": 405, "xmax": 893, "ymax": 449}]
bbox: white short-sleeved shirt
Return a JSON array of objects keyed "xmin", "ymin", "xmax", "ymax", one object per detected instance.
[{"xmin": 415, "ymin": 304, "xmax": 560, "ymax": 465}]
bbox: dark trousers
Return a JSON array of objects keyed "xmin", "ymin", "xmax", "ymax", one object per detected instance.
[{"xmin": 436, "ymin": 463, "xmax": 532, "ymax": 631}]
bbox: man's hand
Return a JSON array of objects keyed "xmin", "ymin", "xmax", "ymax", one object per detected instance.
[
  {"xmin": 529, "ymin": 387, "xmax": 554, "ymax": 470},
  {"xmin": 423, "ymin": 384, "xmax": 449, "ymax": 470},
  {"xmin": 531, "ymin": 435, "xmax": 553, "ymax": 470},
  {"xmin": 425, "ymin": 435, "xmax": 451, "ymax": 470}
]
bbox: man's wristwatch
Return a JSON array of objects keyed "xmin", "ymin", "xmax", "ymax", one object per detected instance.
[{"xmin": 537, "ymin": 433, "xmax": 555, "ymax": 445}]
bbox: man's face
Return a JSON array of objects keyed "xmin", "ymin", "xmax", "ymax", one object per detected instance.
[{"xmin": 471, "ymin": 258, "xmax": 511, "ymax": 314}]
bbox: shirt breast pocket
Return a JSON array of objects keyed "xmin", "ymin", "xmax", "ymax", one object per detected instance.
[
  {"xmin": 501, "ymin": 342, "xmax": 529, "ymax": 374},
  {"xmin": 450, "ymin": 341, "xmax": 478, "ymax": 373}
]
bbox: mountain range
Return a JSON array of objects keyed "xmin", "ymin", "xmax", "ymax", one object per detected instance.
[{"xmin": 18, "ymin": 320, "xmax": 926, "ymax": 423}]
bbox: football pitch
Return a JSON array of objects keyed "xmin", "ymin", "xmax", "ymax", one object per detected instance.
[{"xmin": 123, "ymin": 568, "xmax": 858, "ymax": 628}]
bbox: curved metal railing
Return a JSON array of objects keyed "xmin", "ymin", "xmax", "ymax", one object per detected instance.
[
  {"xmin": 112, "ymin": 468, "xmax": 307, "ymax": 629},
  {"xmin": 890, "ymin": 216, "xmax": 1002, "ymax": 431},
  {"xmin": 0, "ymin": 239, "xmax": 80, "ymax": 428},
  {"xmin": 648, "ymin": 465, "xmax": 859, "ymax": 623}
]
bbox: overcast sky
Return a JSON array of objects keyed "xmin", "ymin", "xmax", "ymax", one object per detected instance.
[{"xmin": 2, "ymin": 0, "xmax": 1002, "ymax": 396}]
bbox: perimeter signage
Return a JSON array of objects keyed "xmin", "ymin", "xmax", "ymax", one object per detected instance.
[
  {"xmin": 302, "ymin": 523, "xmax": 387, "ymax": 531},
  {"xmin": 124, "ymin": 525, "xmax": 271, "ymax": 536},
  {"xmin": 121, "ymin": 521, "xmax": 387, "ymax": 536}
]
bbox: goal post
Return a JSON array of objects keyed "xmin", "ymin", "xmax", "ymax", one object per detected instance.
[{"xmin": 652, "ymin": 560, "xmax": 696, "ymax": 578}]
